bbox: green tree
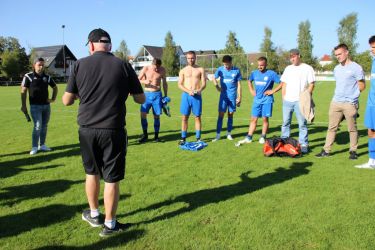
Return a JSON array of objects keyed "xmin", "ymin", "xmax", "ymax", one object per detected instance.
[
  {"xmin": 219, "ymin": 31, "xmax": 248, "ymax": 75},
  {"xmin": 337, "ymin": 12, "xmax": 359, "ymax": 59},
  {"xmin": 260, "ymin": 27, "xmax": 278, "ymax": 71},
  {"xmin": 0, "ymin": 36, "xmax": 29, "ymax": 79},
  {"xmin": 162, "ymin": 31, "xmax": 179, "ymax": 76},
  {"xmin": 356, "ymin": 51, "xmax": 372, "ymax": 74},
  {"xmin": 114, "ymin": 40, "xmax": 130, "ymax": 62},
  {"xmin": 297, "ymin": 20, "xmax": 316, "ymax": 68},
  {"xmin": 1, "ymin": 49, "xmax": 21, "ymax": 80},
  {"xmin": 275, "ymin": 47, "xmax": 290, "ymax": 74}
]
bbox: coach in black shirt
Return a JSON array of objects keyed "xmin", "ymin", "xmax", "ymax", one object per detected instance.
[
  {"xmin": 62, "ymin": 28, "xmax": 145, "ymax": 237},
  {"xmin": 21, "ymin": 57, "xmax": 58, "ymax": 155}
]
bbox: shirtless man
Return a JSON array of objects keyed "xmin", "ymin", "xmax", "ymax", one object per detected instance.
[
  {"xmin": 138, "ymin": 58, "xmax": 168, "ymax": 143},
  {"xmin": 178, "ymin": 51, "xmax": 206, "ymax": 144}
]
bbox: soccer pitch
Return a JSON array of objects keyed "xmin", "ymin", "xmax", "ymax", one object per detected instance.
[{"xmin": 1, "ymin": 81, "xmax": 375, "ymax": 249}]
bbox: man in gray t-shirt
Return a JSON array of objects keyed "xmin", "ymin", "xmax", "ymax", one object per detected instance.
[{"xmin": 316, "ymin": 43, "xmax": 365, "ymax": 160}]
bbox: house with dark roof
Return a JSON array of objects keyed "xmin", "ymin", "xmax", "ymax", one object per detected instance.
[
  {"xmin": 33, "ymin": 45, "xmax": 77, "ymax": 78},
  {"xmin": 131, "ymin": 45, "xmax": 184, "ymax": 74}
]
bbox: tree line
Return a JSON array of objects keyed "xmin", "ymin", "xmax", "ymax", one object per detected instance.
[{"xmin": 0, "ymin": 12, "xmax": 372, "ymax": 81}]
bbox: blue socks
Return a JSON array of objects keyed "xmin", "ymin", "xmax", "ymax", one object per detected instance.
[
  {"xmin": 196, "ymin": 130, "xmax": 201, "ymax": 140},
  {"xmin": 246, "ymin": 134, "xmax": 253, "ymax": 140},
  {"xmin": 227, "ymin": 117, "xmax": 233, "ymax": 133},
  {"xmin": 181, "ymin": 130, "xmax": 201, "ymax": 140},
  {"xmin": 181, "ymin": 130, "xmax": 187, "ymax": 139},
  {"xmin": 154, "ymin": 118, "xmax": 160, "ymax": 133},
  {"xmin": 216, "ymin": 117, "xmax": 223, "ymax": 134},
  {"xmin": 369, "ymin": 138, "xmax": 375, "ymax": 159},
  {"xmin": 141, "ymin": 118, "xmax": 148, "ymax": 132}
]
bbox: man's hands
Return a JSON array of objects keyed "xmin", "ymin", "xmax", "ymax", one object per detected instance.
[
  {"xmin": 264, "ymin": 90, "xmax": 274, "ymax": 96},
  {"xmin": 215, "ymin": 84, "xmax": 221, "ymax": 92},
  {"xmin": 21, "ymin": 105, "xmax": 27, "ymax": 113},
  {"xmin": 189, "ymin": 89, "xmax": 201, "ymax": 96}
]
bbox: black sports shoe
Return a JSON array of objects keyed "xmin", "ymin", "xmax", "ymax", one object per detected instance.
[
  {"xmin": 82, "ymin": 209, "xmax": 103, "ymax": 227},
  {"xmin": 349, "ymin": 151, "xmax": 358, "ymax": 160},
  {"xmin": 178, "ymin": 138, "xmax": 186, "ymax": 145},
  {"xmin": 99, "ymin": 221, "xmax": 130, "ymax": 237},
  {"xmin": 315, "ymin": 149, "xmax": 330, "ymax": 158},
  {"xmin": 154, "ymin": 137, "xmax": 163, "ymax": 143},
  {"xmin": 138, "ymin": 134, "xmax": 148, "ymax": 143}
]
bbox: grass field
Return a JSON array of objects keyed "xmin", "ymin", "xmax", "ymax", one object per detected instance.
[{"xmin": 1, "ymin": 81, "xmax": 375, "ymax": 249}]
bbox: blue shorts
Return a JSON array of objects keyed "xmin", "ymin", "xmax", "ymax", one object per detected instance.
[
  {"xmin": 218, "ymin": 94, "xmax": 236, "ymax": 113},
  {"xmin": 141, "ymin": 91, "xmax": 162, "ymax": 115},
  {"xmin": 180, "ymin": 92, "xmax": 202, "ymax": 116},
  {"xmin": 251, "ymin": 102, "xmax": 273, "ymax": 117},
  {"xmin": 365, "ymin": 105, "xmax": 375, "ymax": 129}
]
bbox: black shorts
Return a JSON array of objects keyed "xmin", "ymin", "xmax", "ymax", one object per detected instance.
[{"xmin": 79, "ymin": 127, "xmax": 127, "ymax": 183}]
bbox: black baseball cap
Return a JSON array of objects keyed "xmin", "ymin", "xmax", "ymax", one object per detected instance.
[{"xmin": 86, "ymin": 28, "xmax": 111, "ymax": 46}]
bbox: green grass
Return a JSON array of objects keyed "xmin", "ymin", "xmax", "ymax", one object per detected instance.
[{"xmin": 0, "ymin": 81, "xmax": 374, "ymax": 249}]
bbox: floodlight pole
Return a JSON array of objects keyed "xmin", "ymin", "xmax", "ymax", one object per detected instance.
[{"xmin": 62, "ymin": 25, "xmax": 66, "ymax": 81}]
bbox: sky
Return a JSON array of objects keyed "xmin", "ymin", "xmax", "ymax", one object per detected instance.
[{"xmin": 1, "ymin": 0, "xmax": 375, "ymax": 59}]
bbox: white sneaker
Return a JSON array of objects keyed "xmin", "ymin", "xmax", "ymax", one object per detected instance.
[
  {"xmin": 226, "ymin": 134, "xmax": 233, "ymax": 140},
  {"xmin": 258, "ymin": 137, "xmax": 265, "ymax": 144},
  {"xmin": 354, "ymin": 162, "xmax": 375, "ymax": 169},
  {"xmin": 235, "ymin": 137, "xmax": 252, "ymax": 147},
  {"xmin": 39, "ymin": 145, "xmax": 52, "ymax": 152},
  {"xmin": 212, "ymin": 134, "xmax": 220, "ymax": 142},
  {"xmin": 30, "ymin": 147, "xmax": 38, "ymax": 155}
]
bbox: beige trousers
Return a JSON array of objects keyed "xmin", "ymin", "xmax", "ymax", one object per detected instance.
[{"xmin": 323, "ymin": 101, "xmax": 358, "ymax": 152}]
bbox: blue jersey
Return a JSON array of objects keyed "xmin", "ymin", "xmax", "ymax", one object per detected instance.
[
  {"xmin": 368, "ymin": 57, "xmax": 375, "ymax": 106},
  {"xmin": 214, "ymin": 66, "xmax": 242, "ymax": 98},
  {"xmin": 248, "ymin": 69, "xmax": 280, "ymax": 104}
]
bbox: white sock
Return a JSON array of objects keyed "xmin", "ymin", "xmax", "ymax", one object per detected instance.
[
  {"xmin": 105, "ymin": 219, "xmax": 116, "ymax": 229},
  {"xmin": 90, "ymin": 209, "xmax": 99, "ymax": 218},
  {"xmin": 369, "ymin": 158, "xmax": 375, "ymax": 166}
]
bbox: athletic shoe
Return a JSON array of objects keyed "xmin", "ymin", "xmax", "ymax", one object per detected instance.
[
  {"xmin": 154, "ymin": 137, "xmax": 162, "ymax": 143},
  {"xmin": 235, "ymin": 137, "xmax": 252, "ymax": 147},
  {"xmin": 138, "ymin": 134, "xmax": 148, "ymax": 143},
  {"xmin": 226, "ymin": 134, "xmax": 233, "ymax": 140},
  {"xmin": 258, "ymin": 137, "xmax": 265, "ymax": 144},
  {"xmin": 99, "ymin": 221, "xmax": 129, "ymax": 237},
  {"xmin": 30, "ymin": 147, "xmax": 38, "ymax": 155},
  {"xmin": 178, "ymin": 138, "xmax": 186, "ymax": 145},
  {"xmin": 38, "ymin": 145, "xmax": 52, "ymax": 151},
  {"xmin": 301, "ymin": 145, "xmax": 309, "ymax": 154},
  {"xmin": 212, "ymin": 134, "xmax": 220, "ymax": 142},
  {"xmin": 349, "ymin": 151, "xmax": 358, "ymax": 160},
  {"xmin": 354, "ymin": 162, "xmax": 375, "ymax": 169},
  {"xmin": 82, "ymin": 209, "xmax": 103, "ymax": 227},
  {"xmin": 315, "ymin": 149, "xmax": 330, "ymax": 158}
]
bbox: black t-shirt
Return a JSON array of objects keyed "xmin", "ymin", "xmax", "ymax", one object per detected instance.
[
  {"xmin": 21, "ymin": 72, "xmax": 56, "ymax": 105},
  {"xmin": 66, "ymin": 51, "xmax": 143, "ymax": 129}
]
